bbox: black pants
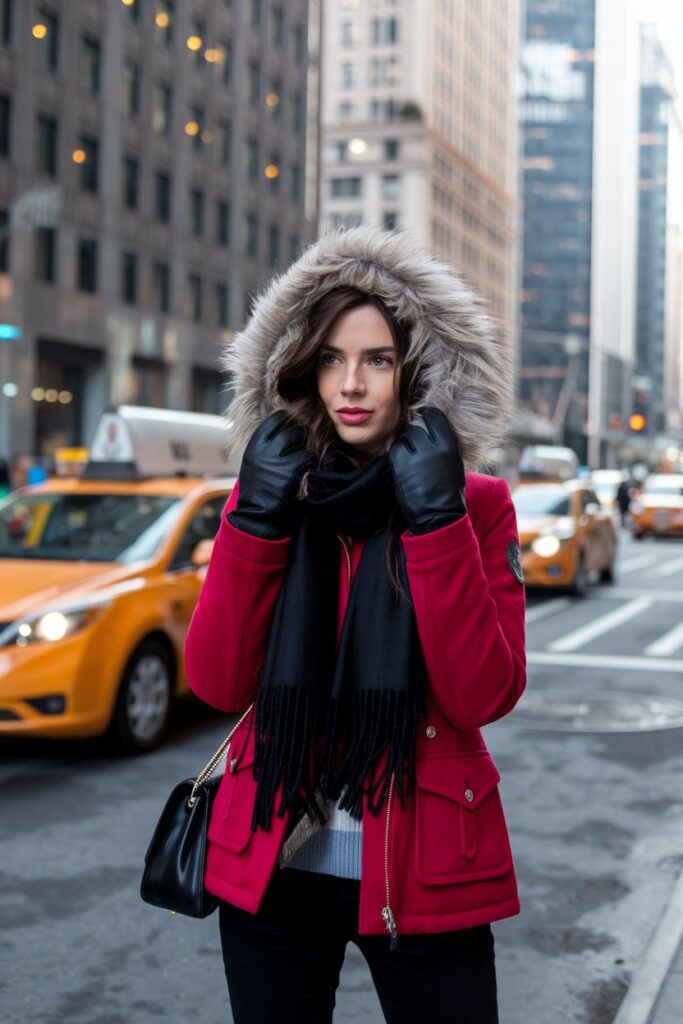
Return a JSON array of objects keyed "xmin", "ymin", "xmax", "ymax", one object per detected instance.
[{"xmin": 219, "ymin": 869, "xmax": 498, "ymax": 1024}]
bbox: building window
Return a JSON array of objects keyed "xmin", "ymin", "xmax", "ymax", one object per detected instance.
[
  {"xmin": 293, "ymin": 22, "xmax": 305, "ymax": 62},
  {"xmin": 216, "ymin": 200, "xmax": 230, "ymax": 246},
  {"xmin": 340, "ymin": 20, "xmax": 358, "ymax": 47},
  {"xmin": 81, "ymin": 36, "xmax": 101, "ymax": 96},
  {"xmin": 246, "ymin": 137, "xmax": 258, "ymax": 180},
  {"xmin": 36, "ymin": 8, "xmax": 59, "ymax": 71},
  {"xmin": 77, "ymin": 238, "xmax": 97, "ymax": 293},
  {"xmin": 268, "ymin": 224, "xmax": 280, "ymax": 267},
  {"xmin": 271, "ymin": 6, "xmax": 284, "ymax": 47},
  {"xmin": 78, "ymin": 136, "xmax": 99, "ymax": 193},
  {"xmin": 290, "ymin": 163, "xmax": 302, "ymax": 203},
  {"xmin": 190, "ymin": 17, "xmax": 205, "ymax": 68},
  {"xmin": 189, "ymin": 188, "xmax": 204, "ymax": 237},
  {"xmin": 340, "ymin": 62, "xmax": 356, "ymax": 89},
  {"xmin": 155, "ymin": 0, "xmax": 174, "ymax": 45},
  {"xmin": 155, "ymin": 172, "xmax": 171, "ymax": 222},
  {"xmin": 330, "ymin": 176, "xmax": 362, "ymax": 198},
  {"xmin": 121, "ymin": 59, "xmax": 140, "ymax": 117},
  {"xmin": 126, "ymin": 0, "xmax": 141, "ymax": 22},
  {"xmin": 250, "ymin": 0, "xmax": 261, "ymax": 29},
  {"xmin": 292, "ymin": 91, "xmax": 304, "ymax": 133},
  {"xmin": 371, "ymin": 17, "xmax": 399, "ymax": 44},
  {"xmin": 152, "ymin": 82, "xmax": 172, "ymax": 135},
  {"xmin": 189, "ymin": 104, "xmax": 204, "ymax": 151},
  {"xmin": 244, "ymin": 214, "xmax": 258, "ymax": 260},
  {"xmin": 384, "ymin": 138, "xmax": 400, "ymax": 161},
  {"xmin": 121, "ymin": 156, "xmax": 139, "ymax": 210},
  {"xmin": 221, "ymin": 39, "xmax": 233, "ymax": 86},
  {"xmin": 339, "ymin": 102, "xmax": 354, "ymax": 123},
  {"xmin": 369, "ymin": 56, "xmax": 401, "ymax": 86},
  {"xmin": 186, "ymin": 273, "xmax": 203, "ymax": 322},
  {"xmin": 36, "ymin": 115, "xmax": 58, "ymax": 176},
  {"xmin": 34, "ymin": 226, "xmax": 56, "ymax": 283},
  {"xmin": 121, "ymin": 251, "xmax": 137, "ymax": 304},
  {"xmin": 153, "ymin": 261, "xmax": 170, "ymax": 313},
  {"xmin": 1, "ymin": 0, "xmax": 15, "ymax": 45},
  {"xmin": 0, "ymin": 207, "xmax": 8, "ymax": 272},
  {"xmin": 248, "ymin": 60, "xmax": 260, "ymax": 105},
  {"xmin": 132, "ymin": 356, "xmax": 166, "ymax": 407},
  {"xmin": 217, "ymin": 120, "xmax": 231, "ymax": 166},
  {"xmin": 383, "ymin": 211, "xmax": 398, "ymax": 230},
  {"xmin": 0, "ymin": 95, "xmax": 10, "ymax": 156},
  {"xmin": 215, "ymin": 282, "xmax": 229, "ymax": 327},
  {"xmin": 382, "ymin": 174, "xmax": 400, "ymax": 199}
]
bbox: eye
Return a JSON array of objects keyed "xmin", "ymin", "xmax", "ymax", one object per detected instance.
[
  {"xmin": 369, "ymin": 355, "xmax": 392, "ymax": 367},
  {"xmin": 319, "ymin": 352, "xmax": 339, "ymax": 367}
]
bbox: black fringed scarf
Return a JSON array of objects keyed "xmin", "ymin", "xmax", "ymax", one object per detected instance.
[{"xmin": 250, "ymin": 452, "xmax": 428, "ymax": 833}]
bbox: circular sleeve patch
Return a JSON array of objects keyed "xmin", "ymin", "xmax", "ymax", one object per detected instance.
[{"xmin": 506, "ymin": 539, "xmax": 524, "ymax": 584}]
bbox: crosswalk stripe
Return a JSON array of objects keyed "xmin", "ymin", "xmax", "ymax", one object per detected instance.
[
  {"xmin": 528, "ymin": 650, "xmax": 683, "ymax": 672},
  {"xmin": 618, "ymin": 554, "xmax": 660, "ymax": 574},
  {"xmin": 645, "ymin": 620, "xmax": 683, "ymax": 657},
  {"xmin": 648, "ymin": 554, "xmax": 683, "ymax": 578},
  {"xmin": 525, "ymin": 598, "xmax": 572, "ymax": 624},
  {"xmin": 593, "ymin": 587, "xmax": 683, "ymax": 603},
  {"xmin": 547, "ymin": 597, "xmax": 653, "ymax": 653}
]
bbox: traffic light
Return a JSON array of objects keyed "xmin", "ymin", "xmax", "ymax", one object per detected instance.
[{"xmin": 628, "ymin": 413, "xmax": 646, "ymax": 432}]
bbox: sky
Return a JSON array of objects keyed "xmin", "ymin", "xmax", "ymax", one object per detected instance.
[{"xmin": 639, "ymin": 0, "xmax": 683, "ymax": 105}]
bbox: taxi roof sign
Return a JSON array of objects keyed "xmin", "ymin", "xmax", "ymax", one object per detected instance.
[{"xmin": 83, "ymin": 405, "xmax": 237, "ymax": 480}]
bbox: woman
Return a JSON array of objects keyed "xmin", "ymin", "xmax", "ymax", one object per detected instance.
[{"xmin": 185, "ymin": 227, "xmax": 526, "ymax": 1024}]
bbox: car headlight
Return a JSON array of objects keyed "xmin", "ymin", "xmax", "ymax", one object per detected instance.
[
  {"xmin": 531, "ymin": 535, "xmax": 561, "ymax": 558},
  {"xmin": 0, "ymin": 603, "xmax": 109, "ymax": 648}
]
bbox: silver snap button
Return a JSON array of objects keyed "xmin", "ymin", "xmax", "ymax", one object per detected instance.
[
  {"xmin": 425, "ymin": 725, "xmax": 437, "ymax": 739},
  {"xmin": 464, "ymin": 788, "xmax": 474, "ymax": 803}
]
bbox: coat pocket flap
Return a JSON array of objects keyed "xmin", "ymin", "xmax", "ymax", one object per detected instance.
[{"xmin": 415, "ymin": 753, "xmax": 501, "ymax": 810}]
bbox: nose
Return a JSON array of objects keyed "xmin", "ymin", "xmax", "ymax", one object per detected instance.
[{"xmin": 340, "ymin": 360, "xmax": 365, "ymax": 396}]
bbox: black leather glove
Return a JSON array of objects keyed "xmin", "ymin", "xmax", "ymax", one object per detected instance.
[
  {"xmin": 388, "ymin": 407, "xmax": 466, "ymax": 535},
  {"xmin": 228, "ymin": 412, "xmax": 312, "ymax": 539}
]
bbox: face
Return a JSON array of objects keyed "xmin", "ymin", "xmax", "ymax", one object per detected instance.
[{"xmin": 316, "ymin": 304, "xmax": 401, "ymax": 455}]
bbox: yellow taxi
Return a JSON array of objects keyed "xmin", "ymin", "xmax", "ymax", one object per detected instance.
[
  {"xmin": 0, "ymin": 406, "xmax": 236, "ymax": 751},
  {"xmin": 630, "ymin": 474, "xmax": 683, "ymax": 539},
  {"xmin": 512, "ymin": 480, "xmax": 617, "ymax": 596}
]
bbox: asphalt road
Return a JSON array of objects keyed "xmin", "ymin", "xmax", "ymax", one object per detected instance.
[{"xmin": 2, "ymin": 528, "xmax": 683, "ymax": 1024}]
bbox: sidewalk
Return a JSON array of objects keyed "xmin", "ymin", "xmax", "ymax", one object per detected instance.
[
  {"xmin": 647, "ymin": 937, "xmax": 683, "ymax": 1024},
  {"xmin": 613, "ymin": 867, "xmax": 683, "ymax": 1024}
]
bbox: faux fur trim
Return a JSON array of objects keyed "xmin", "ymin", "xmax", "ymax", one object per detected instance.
[{"xmin": 222, "ymin": 226, "xmax": 512, "ymax": 470}]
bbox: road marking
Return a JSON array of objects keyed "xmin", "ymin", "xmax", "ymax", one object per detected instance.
[
  {"xmin": 648, "ymin": 554, "xmax": 683, "ymax": 578},
  {"xmin": 527, "ymin": 651, "xmax": 683, "ymax": 673},
  {"xmin": 611, "ymin": 865, "xmax": 683, "ymax": 1024},
  {"xmin": 617, "ymin": 554, "xmax": 660, "ymax": 574},
  {"xmin": 547, "ymin": 597, "xmax": 653, "ymax": 653},
  {"xmin": 525, "ymin": 598, "xmax": 572, "ymax": 624},
  {"xmin": 593, "ymin": 587, "xmax": 683, "ymax": 603},
  {"xmin": 645, "ymin": 619, "xmax": 683, "ymax": 657}
]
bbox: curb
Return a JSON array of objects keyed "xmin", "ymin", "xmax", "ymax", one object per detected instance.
[{"xmin": 612, "ymin": 866, "xmax": 683, "ymax": 1024}]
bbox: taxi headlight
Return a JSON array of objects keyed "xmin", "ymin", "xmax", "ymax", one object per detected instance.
[
  {"xmin": 1, "ymin": 603, "xmax": 108, "ymax": 648},
  {"xmin": 531, "ymin": 535, "xmax": 561, "ymax": 558}
]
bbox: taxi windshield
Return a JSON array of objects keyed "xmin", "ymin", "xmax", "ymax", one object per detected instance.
[
  {"xmin": 0, "ymin": 492, "xmax": 181, "ymax": 562},
  {"xmin": 644, "ymin": 482, "xmax": 683, "ymax": 497},
  {"xmin": 512, "ymin": 487, "xmax": 571, "ymax": 516}
]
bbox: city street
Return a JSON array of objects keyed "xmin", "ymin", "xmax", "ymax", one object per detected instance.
[{"xmin": 2, "ymin": 529, "xmax": 683, "ymax": 1024}]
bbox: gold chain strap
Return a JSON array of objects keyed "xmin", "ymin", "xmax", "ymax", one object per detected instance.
[{"xmin": 188, "ymin": 703, "xmax": 254, "ymax": 807}]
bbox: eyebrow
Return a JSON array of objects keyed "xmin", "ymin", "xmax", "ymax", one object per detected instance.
[{"xmin": 320, "ymin": 345, "xmax": 395, "ymax": 355}]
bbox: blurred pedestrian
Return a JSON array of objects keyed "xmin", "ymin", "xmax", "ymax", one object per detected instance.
[
  {"xmin": 616, "ymin": 477, "xmax": 632, "ymax": 528},
  {"xmin": 184, "ymin": 228, "xmax": 526, "ymax": 1024},
  {"xmin": 0, "ymin": 456, "xmax": 10, "ymax": 498}
]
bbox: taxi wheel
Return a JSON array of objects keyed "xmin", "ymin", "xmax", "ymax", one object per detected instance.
[
  {"xmin": 570, "ymin": 551, "xmax": 588, "ymax": 598},
  {"xmin": 600, "ymin": 553, "xmax": 616, "ymax": 584},
  {"xmin": 110, "ymin": 639, "xmax": 174, "ymax": 753}
]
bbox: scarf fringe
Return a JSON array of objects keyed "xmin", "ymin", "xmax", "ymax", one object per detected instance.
[{"xmin": 251, "ymin": 686, "xmax": 326, "ymax": 832}]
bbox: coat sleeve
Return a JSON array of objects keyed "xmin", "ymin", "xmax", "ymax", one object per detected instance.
[
  {"xmin": 184, "ymin": 481, "xmax": 291, "ymax": 712},
  {"xmin": 402, "ymin": 476, "xmax": 526, "ymax": 731}
]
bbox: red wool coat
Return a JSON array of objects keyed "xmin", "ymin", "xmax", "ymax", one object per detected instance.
[{"xmin": 184, "ymin": 471, "xmax": 526, "ymax": 937}]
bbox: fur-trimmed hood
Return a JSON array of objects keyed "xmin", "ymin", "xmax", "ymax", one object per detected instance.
[{"xmin": 223, "ymin": 226, "xmax": 512, "ymax": 470}]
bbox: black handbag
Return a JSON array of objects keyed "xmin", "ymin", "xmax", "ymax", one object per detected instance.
[{"xmin": 140, "ymin": 704, "xmax": 253, "ymax": 918}]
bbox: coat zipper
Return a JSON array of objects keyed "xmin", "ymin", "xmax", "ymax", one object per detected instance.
[
  {"xmin": 381, "ymin": 772, "xmax": 398, "ymax": 950},
  {"xmin": 337, "ymin": 533, "xmax": 398, "ymax": 950}
]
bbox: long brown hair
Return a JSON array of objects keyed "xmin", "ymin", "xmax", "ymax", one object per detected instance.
[{"xmin": 276, "ymin": 286, "xmax": 419, "ymax": 463}]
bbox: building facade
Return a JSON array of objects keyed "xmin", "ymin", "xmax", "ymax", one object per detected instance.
[
  {"xmin": 319, "ymin": 0, "xmax": 519, "ymax": 327},
  {"xmin": 634, "ymin": 24, "xmax": 676, "ymax": 439},
  {"xmin": 0, "ymin": 0, "xmax": 317, "ymax": 460},
  {"xmin": 518, "ymin": 0, "xmax": 640, "ymax": 466}
]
